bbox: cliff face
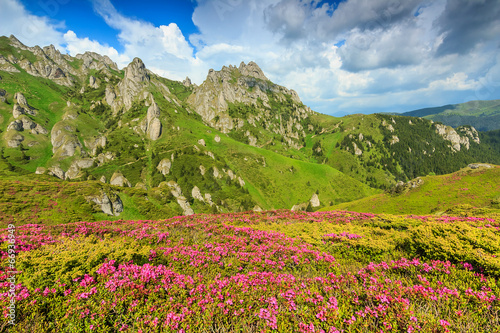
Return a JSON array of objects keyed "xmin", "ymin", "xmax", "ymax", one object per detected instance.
[{"xmin": 186, "ymin": 61, "xmax": 312, "ymax": 151}]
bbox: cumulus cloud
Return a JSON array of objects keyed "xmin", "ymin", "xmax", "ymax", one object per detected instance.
[
  {"xmin": 90, "ymin": 0, "xmax": 205, "ymax": 81},
  {"xmin": 0, "ymin": 0, "xmax": 64, "ymax": 48},
  {"xmin": 63, "ymin": 30, "xmax": 129, "ymax": 64}
]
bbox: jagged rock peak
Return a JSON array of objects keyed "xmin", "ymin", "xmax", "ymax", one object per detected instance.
[
  {"xmin": 183, "ymin": 76, "xmax": 192, "ymax": 87},
  {"xmin": 124, "ymin": 57, "xmax": 149, "ymax": 83},
  {"xmin": 9, "ymin": 35, "xmax": 26, "ymax": 49},
  {"xmin": 238, "ymin": 61, "xmax": 268, "ymax": 81},
  {"xmin": 76, "ymin": 51, "xmax": 118, "ymax": 71}
]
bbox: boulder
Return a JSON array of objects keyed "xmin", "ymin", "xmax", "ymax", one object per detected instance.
[
  {"xmin": 166, "ymin": 181, "xmax": 183, "ymax": 197},
  {"xmin": 310, "ymin": 193, "xmax": 320, "ymax": 208},
  {"xmin": 7, "ymin": 133, "xmax": 24, "ymax": 148},
  {"xmin": 198, "ymin": 139, "xmax": 206, "ymax": 146},
  {"xmin": 214, "ymin": 135, "xmax": 221, "ymax": 143},
  {"xmin": 192, "ymin": 186, "xmax": 205, "ymax": 202},
  {"xmin": 48, "ymin": 166, "xmax": 65, "ymax": 180},
  {"xmin": 176, "ymin": 196, "xmax": 195, "ymax": 216},
  {"xmin": 86, "ymin": 189, "xmax": 123, "ymax": 216},
  {"xmin": 35, "ymin": 167, "xmax": 46, "ymax": 175},
  {"xmin": 238, "ymin": 177, "xmax": 245, "ymax": 187},
  {"xmin": 157, "ymin": 158, "xmax": 172, "ymax": 175},
  {"xmin": 148, "ymin": 118, "xmax": 162, "ymax": 140},
  {"xmin": 204, "ymin": 193, "xmax": 214, "ymax": 207},
  {"xmin": 199, "ymin": 165, "xmax": 206, "ymax": 176},
  {"xmin": 100, "ymin": 175, "xmax": 107, "ymax": 183},
  {"xmin": 110, "ymin": 171, "xmax": 131, "ymax": 187}
]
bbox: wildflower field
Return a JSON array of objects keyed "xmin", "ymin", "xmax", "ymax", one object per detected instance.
[{"xmin": 1, "ymin": 210, "xmax": 500, "ymax": 332}]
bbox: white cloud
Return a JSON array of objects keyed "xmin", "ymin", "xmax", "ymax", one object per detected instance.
[
  {"xmin": 0, "ymin": 0, "xmax": 64, "ymax": 48},
  {"xmin": 90, "ymin": 0, "xmax": 204, "ymax": 81},
  {"xmin": 63, "ymin": 30, "xmax": 129, "ymax": 65}
]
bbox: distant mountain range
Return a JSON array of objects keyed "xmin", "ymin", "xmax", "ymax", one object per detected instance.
[
  {"xmin": 1, "ymin": 34, "xmax": 500, "ymax": 220},
  {"xmin": 401, "ymin": 100, "xmax": 500, "ymax": 131}
]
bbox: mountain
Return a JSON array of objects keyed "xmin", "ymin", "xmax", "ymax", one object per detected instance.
[
  {"xmin": 321, "ymin": 163, "xmax": 500, "ymax": 215},
  {"xmin": 402, "ymin": 99, "xmax": 500, "ymax": 131},
  {"xmin": 1, "ymin": 34, "xmax": 500, "ymax": 219}
]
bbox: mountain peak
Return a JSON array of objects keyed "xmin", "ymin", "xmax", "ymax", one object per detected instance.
[
  {"xmin": 124, "ymin": 57, "xmax": 149, "ymax": 83},
  {"xmin": 238, "ymin": 61, "xmax": 268, "ymax": 81}
]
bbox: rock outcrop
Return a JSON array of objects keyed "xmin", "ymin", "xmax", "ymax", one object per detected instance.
[
  {"xmin": 51, "ymin": 123, "xmax": 82, "ymax": 157},
  {"xmin": 110, "ymin": 171, "xmax": 132, "ymax": 187},
  {"xmin": 116, "ymin": 58, "xmax": 150, "ymax": 110},
  {"xmin": 165, "ymin": 181, "xmax": 194, "ymax": 215},
  {"xmin": 144, "ymin": 101, "xmax": 162, "ymax": 140},
  {"xmin": 48, "ymin": 166, "xmax": 65, "ymax": 180},
  {"xmin": 187, "ymin": 61, "xmax": 311, "ymax": 134},
  {"xmin": 310, "ymin": 193, "xmax": 320, "ymax": 208},
  {"xmin": 13, "ymin": 92, "xmax": 36, "ymax": 118},
  {"xmin": 192, "ymin": 186, "xmax": 204, "ymax": 202},
  {"xmin": 435, "ymin": 124, "xmax": 480, "ymax": 152},
  {"xmin": 86, "ymin": 189, "xmax": 123, "ymax": 216},
  {"xmin": 468, "ymin": 163, "xmax": 492, "ymax": 169},
  {"xmin": 157, "ymin": 158, "xmax": 172, "ymax": 175}
]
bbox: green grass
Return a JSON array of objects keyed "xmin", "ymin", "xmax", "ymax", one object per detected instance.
[{"xmin": 321, "ymin": 165, "xmax": 500, "ymax": 215}]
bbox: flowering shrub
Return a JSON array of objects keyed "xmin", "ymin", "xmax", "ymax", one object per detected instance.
[{"xmin": 1, "ymin": 210, "xmax": 499, "ymax": 332}]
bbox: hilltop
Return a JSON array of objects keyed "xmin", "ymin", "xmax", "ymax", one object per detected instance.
[
  {"xmin": 402, "ymin": 99, "xmax": 500, "ymax": 131},
  {"xmin": 321, "ymin": 163, "xmax": 500, "ymax": 215}
]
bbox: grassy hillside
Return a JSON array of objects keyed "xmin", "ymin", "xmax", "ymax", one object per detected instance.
[
  {"xmin": 403, "ymin": 99, "xmax": 500, "ymax": 131},
  {"xmin": 321, "ymin": 164, "xmax": 500, "ymax": 215}
]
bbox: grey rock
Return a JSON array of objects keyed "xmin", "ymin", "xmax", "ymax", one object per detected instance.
[
  {"xmin": 157, "ymin": 158, "xmax": 172, "ymax": 175},
  {"xmin": 105, "ymin": 85, "xmax": 116, "ymax": 106},
  {"xmin": 238, "ymin": 177, "xmax": 245, "ymax": 187},
  {"xmin": 86, "ymin": 189, "xmax": 123, "ymax": 216},
  {"xmin": 48, "ymin": 166, "xmax": 65, "ymax": 180},
  {"xmin": 7, "ymin": 120, "xmax": 23, "ymax": 131},
  {"xmin": 110, "ymin": 171, "xmax": 132, "ymax": 187},
  {"xmin": 198, "ymin": 138, "xmax": 206, "ymax": 146},
  {"xmin": 310, "ymin": 193, "xmax": 320, "ymax": 208},
  {"xmin": 89, "ymin": 75, "xmax": 99, "ymax": 89},
  {"xmin": 51, "ymin": 124, "xmax": 83, "ymax": 157},
  {"xmin": 468, "ymin": 163, "xmax": 492, "ymax": 169},
  {"xmin": 192, "ymin": 186, "xmax": 204, "ymax": 202},
  {"xmin": 166, "ymin": 180, "xmax": 183, "ymax": 197},
  {"xmin": 7, "ymin": 133, "xmax": 24, "ymax": 147},
  {"xmin": 14, "ymin": 92, "xmax": 29, "ymax": 106},
  {"xmin": 148, "ymin": 118, "xmax": 162, "ymax": 141},
  {"xmin": 35, "ymin": 167, "xmax": 46, "ymax": 175},
  {"xmin": 204, "ymin": 193, "xmax": 214, "ymax": 206},
  {"xmin": 176, "ymin": 196, "xmax": 195, "ymax": 216},
  {"xmin": 100, "ymin": 175, "xmax": 107, "ymax": 183},
  {"xmin": 183, "ymin": 76, "xmax": 192, "ymax": 87},
  {"xmin": 238, "ymin": 61, "xmax": 269, "ymax": 81}
]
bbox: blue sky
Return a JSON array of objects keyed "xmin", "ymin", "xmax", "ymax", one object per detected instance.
[{"xmin": 1, "ymin": 0, "xmax": 500, "ymax": 116}]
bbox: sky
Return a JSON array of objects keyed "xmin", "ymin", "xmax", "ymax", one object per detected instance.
[{"xmin": 1, "ymin": 0, "xmax": 500, "ymax": 116}]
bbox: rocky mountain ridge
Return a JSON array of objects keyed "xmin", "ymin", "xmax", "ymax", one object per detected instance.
[{"xmin": 1, "ymin": 34, "xmax": 499, "ymax": 219}]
